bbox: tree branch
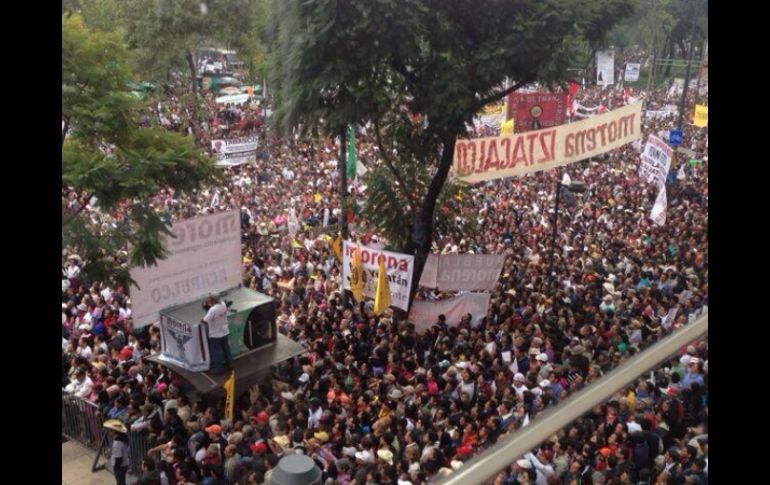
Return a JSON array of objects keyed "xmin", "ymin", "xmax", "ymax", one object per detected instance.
[
  {"xmin": 473, "ymin": 76, "xmax": 536, "ymax": 111},
  {"xmin": 373, "ymin": 118, "xmax": 419, "ymax": 211},
  {"xmin": 62, "ymin": 116, "xmax": 70, "ymax": 147},
  {"xmin": 62, "ymin": 192, "xmax": 95, "ymax": 227}
]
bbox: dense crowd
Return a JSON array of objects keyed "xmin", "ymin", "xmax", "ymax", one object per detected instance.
[{"xmin": 63, "ymin": 76, "xmax": 708, "ymax": 485}]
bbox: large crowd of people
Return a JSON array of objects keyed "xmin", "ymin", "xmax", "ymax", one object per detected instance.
[{"xmin": 63, "ymin": 73, "xmax": 708, "ymax": 485}]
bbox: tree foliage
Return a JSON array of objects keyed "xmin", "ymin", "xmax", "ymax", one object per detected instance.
[
  {"xmin": 120, "ymin": 0, "xmax": 264, "ymax": 81},
  {"xmin": 268, "ymin": 0, "xmax": 634, "ymax": 303},
  {"xmin": 608, "ymin": 0, "xmax": 707, "ymax": 58},
  {"xmin": 62, "ymin": 14, "xmax": 218, "ymax": 287}
]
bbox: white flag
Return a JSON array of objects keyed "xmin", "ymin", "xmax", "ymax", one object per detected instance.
[
  {"xmin": 650, "ymin": 187, "xmax": 667, "ymax": 226},
  {"xmin": 661, "ymin": 306, "xmax": 679, "ymax": 330},
  {"xmin": 677, "ymin": 164, "xmax": 686, "ymax": 180},
  {"xmin": 287, "ymin": 207, "xmax": 300, "ymax": 236}
]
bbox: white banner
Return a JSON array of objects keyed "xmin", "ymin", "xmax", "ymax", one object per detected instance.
[
  {"xmin": 211, "ymin": 137, "xmax": 259, "ymax": 155},
  {"xmin": 215, "ymin": 151, "xmax": 257, "ymax": 167},
  {"xmin": 342, "ymin": 241, "xmax": 414, "ymax": 311},
  {"xmin": 158, "ymin": 315, "xmax": 211, "ymax": 371},
  {"xmin": 131, "ymin": 211, "xmax": 242, "ymax": 327},
  {"xmin": 409, "ymin": 293, "xmax": 491, "ymax": 334},
  {"xmin": 597, "ymin": 50, "xmax": 615, "ymax": 86},
  {"xmin": 419, "ymin": 254, "xmax": 440, "ymax": 289},
  {"xmin": 638, "ymin": 135, "xmax": 673, "ymax": 187},
  {"xmin": 624, "ymin": 63, "xmax": 641, "ymax": 82},
  {"xmin": 215, "ymin": 93, "xmax": 250, "ymax": 105},
  {"xmin": 419, "ymin": 254, "xmax": 505, "ymax": 291},
  {"xmin": 452, "ymin": 102, "xmax": 642, "ymax": 184}
]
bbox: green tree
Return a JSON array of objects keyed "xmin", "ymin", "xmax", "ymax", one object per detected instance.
[
  {"xmin": 63, "ymin": 0, "xmax": 126, "ymax": 34},
  {"xmin": 118, "ymin": 0, "xmax": 266, "ymax": 88},
  {"xmin": 268, "ymin": 0, "xmax": 634, "ymax": 305},
  {"xmin": 120, "ymin": 0, "xmax": 265, "ymax": 138},
  {"xmin": 62, "ymin": 14, "xmax": 218, "ymax": 287}
]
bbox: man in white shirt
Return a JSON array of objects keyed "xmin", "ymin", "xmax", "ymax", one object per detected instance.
[
  {"xmin": 65, "ymin": 369, "xmax": 93, "ymax": 399},
  {"xmin": 525, "ymin": 449, "xmax": 555, "ymax": 485},
  {"xmin": 201, "ymin": 296, "xmax": 232, "ymax": 374}
]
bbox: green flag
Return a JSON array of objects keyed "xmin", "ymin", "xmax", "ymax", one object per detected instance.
[{"xmin": 347, "ymin": 124, "xmax": 356, "ymax": 180}]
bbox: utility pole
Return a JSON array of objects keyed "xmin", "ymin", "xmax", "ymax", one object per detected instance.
[
  {"xmin": 693, "ymin": 40, "xmax": 708, "ymax": 106},
  {"xmin": 338, "ymin": 126, "xmax": 350, "ymax": 308},
  {"xmin": 677, "ymin": 0, "xmax": 700, "ymax": 132},
  {"xmin": 645, "ymin": 0, "xmax": 658, "ymax": 98}
]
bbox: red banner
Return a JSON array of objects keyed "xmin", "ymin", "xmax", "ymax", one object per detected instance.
[{"xmin": 507, "ymin": 92, "xmax": 568, "ymax": 132}]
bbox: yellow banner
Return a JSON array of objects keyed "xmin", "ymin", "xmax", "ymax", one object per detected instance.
[
  {"xmin": 693, "ymin": 104, "xmax": 708, "ymax": 128},
  {"xmin": 331, "ymin": 235, "xmax": 342, "ymax": 261},
  {"xmin": 452, "ymin": 102, "xmax": 642, "ymax": 184},
  {"xmin": 224, "ymin": 370, "xmax": 235, "ymax": 423},
  {"xmin": 373, "ymin": 257, "xmax": 391, "ymax": 315},
  {"xmin": 350, "ymin": 244, "xmax": 365, "ymax": 302},
  {"xmin": 501, "ymin": 118, "xmax": 514, "ymax": 135}
]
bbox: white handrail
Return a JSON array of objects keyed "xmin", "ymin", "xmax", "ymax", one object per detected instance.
[{"xmin": 434, "ymin": 313, "xmax": 708, "ymax": 485}]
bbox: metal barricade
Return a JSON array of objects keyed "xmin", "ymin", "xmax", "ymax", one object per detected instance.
[
  {"xmin": 128, "ymin": 429, "xmax": 159, "ymax": 475},
  {"xmin": 62, "ymin": 390, "xmax": 156, "ymax": 475},
  {"xmin": 61, "ymin": 390, "xmax": 106, "ymax": 450}
]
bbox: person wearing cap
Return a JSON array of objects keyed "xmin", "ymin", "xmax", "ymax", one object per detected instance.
[
  {"xmin": 201, "ymin": 296, "xmax": 232, "ymax": 375},
  {"xmin": 205, "ymin": 424, "xmax": 228, "ymax": 462}
]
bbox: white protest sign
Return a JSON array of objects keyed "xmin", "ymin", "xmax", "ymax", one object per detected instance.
[
  {"xmin": 638, "ymin": 135, "xmax": 674, "ymax": 187},
  {"xmin": 131, "ymin": 211, "xmax": 242, "ymax": 327},
  {"xmin": 408, "ymin": 293, "xmax": 491, "ymax": 334},
  {"xmin": 419, "ymin": 254, "xmax": 506, "ymax": 291},
  {"xmin": 597, "ymin": 50, "xmax": 615, "ymax": 85},
  {"xmin": 624, "ymin": 63, "xmax": 641, "ymax": 82},
  {"xmin": 342, "ymin": 241, "xmax": 414, "ymax": 311},
  {"xmin": 211, "ymin": 137, "xmax": 259, "ymax": 154}
]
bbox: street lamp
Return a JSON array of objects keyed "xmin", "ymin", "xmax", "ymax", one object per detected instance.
[{"xmin": 547, "ymin": 177, "xmax": 586, "ymax": 295}]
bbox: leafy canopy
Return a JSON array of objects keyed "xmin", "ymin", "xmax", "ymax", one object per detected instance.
[{"xmin": 62, "ymin": 14, "xmax": 218, "ymax": 287}]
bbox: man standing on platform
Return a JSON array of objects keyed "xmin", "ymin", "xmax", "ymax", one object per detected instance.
[{"xmin": 201, "ymin": 295, "xmax": 232, "ymax": 375}]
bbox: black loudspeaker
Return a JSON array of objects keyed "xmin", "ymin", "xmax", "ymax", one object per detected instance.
[{"xmin": 243, "ymin": 300, "xmax": 276, "ymax": 350}]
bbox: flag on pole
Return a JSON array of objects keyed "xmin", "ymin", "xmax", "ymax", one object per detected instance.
[
  {"xmin": 347, "ymin": 124, "xmax": 357, "ymax": 180},
  {"xmin": 650, "ymin": 187, "xmax": 667, "ymax": 226},
  {"xmin": 373, "ymin": 257, "xmax": 391, "ymax": 315},
  {"xmin": 287, "ymin": 207, "xmax": 300, "ymax": 236},
  {"xmin": 693, "ymin": 104, "xmax": 708, "ymax": 127},
  {"xmin": 350, "ymin": 244, "xmax": 365, "ymax": 302},
  {"xmin": 331, "ymin": 234, "xmax": 342, "ymax": 261},
  {"xmin": 224, "ymin": 370, "xmax": 235, "ymax": 423},
  {"xmin": 500, "ymin": 118, "xmax": 514, "ymax": 135}
]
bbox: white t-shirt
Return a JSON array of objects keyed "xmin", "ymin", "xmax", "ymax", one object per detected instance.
[{"xmin": 204, "ymin": 303, "xmax": 229, "ymax": 338}]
